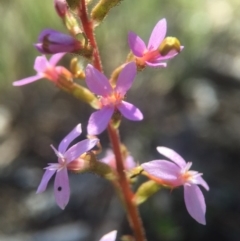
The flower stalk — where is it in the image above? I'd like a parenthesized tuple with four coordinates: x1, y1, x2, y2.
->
(107, 123, 146, 241)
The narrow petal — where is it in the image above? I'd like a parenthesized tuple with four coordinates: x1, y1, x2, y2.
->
(155, 47, 183, 61)
(195, 175, 209, 191)
(156, 146, 186, 168)
(65, 138, 99, 162)
(125, 155, 136, 170)
(87, 107, 114, 135)
(141, 160, 179, 181)
(99, 230, 117, 241)
(58, 124, 82, 154)
(145, 61, 167, 68)
(118, 101, 143, 121)
(36, 169, 56, 193)
(50, 145, 64, 160)
(54, 168, 70, 209)
(148, 18, 167, 50)
(13, 75, 42, 86)
(85, 64, 112, 96)
(115, 62, 136, 95)
(184, 184, 206, 225)
(34, 55, 49, 72)
(128, 31, 146, 57)
(49, 53, 66, 66)
(35, 43, 76, 54)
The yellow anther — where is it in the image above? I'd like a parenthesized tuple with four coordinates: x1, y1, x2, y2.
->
(159, 37, 181, 56)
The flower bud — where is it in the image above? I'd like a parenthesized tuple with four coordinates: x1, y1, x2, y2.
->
(66, 0, 80, 11)
(91, 0, 123, 27)
(54, 0, 68, 17)
(35, 29, 82, 54)
(158, 37, 181, 56)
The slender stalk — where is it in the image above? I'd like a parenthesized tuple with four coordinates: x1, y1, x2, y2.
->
(77, 2, 146, 240)
(78, 0, 102, 71)
(108, 124, 146, 241)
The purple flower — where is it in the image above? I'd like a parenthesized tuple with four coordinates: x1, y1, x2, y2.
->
(141, 147, 209, 225)
(128, 18, 183, 68)
(86, 62, 143, 135)
(101, 149, 136, 170)
(99, 230, 117, 241)
(36, 124, 98, 209)
(35, 29, 82, 54)
(13, 53, 71, 86)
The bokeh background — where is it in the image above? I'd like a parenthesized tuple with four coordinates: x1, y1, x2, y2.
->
(1, 0, 240, 240)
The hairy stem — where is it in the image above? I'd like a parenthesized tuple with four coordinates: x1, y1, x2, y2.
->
(78, 1, 146, 239)
(78, 0, 102, 71)
(108, 124, 146, 241)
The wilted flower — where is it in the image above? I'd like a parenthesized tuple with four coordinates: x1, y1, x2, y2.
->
(86, 62, 143, 135)
(54, 0, 68, 17)
(35, 29, 82, 54)
(128, 18, 183, 68)
(101, 149, 136, 170)
(141, 146, 209, 224)
(13, 53, 71, 86)
(37, 124, 98, 209)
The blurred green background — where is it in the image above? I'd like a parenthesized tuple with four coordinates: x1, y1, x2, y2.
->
(0, 0, 240, 240)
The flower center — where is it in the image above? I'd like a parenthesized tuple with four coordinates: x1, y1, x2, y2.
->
(99, 91, 123, 108)
(180, 162, 201, 184)
(44, 66, 59, 82)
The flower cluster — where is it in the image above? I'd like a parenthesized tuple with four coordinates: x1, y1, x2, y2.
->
(13, 1, 210, 240)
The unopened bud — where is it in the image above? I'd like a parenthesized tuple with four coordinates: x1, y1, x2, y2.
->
(66, 0, 80, 11)
(91, 0, 123, 27)
(158, 37, 181, 56)
(70, 58, 85, 79)
(54, 0, 68, 17)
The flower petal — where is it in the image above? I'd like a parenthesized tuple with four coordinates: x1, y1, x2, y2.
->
(118, 101, 143, 121)
(13, 75, 43, 86)
(115, 62, 136, 95)
(128, 31, 146, 57)
(148, 18, 167, 50)
(156, 146, 186, 168)
(85, 64, 112, 96)
(49, 53, 66, 66)
(184, 184, 206, 225)
(87, 107, 114, 135)
(141, 160, 179, 181)
(65, 138, 99, 162)
(36, 169, 56, 193)
(125, 155, 136, 170)
(195, 175, 209, 191)
(34, 55, 49, 72)
(58, 124, 82, 154)
(155, 47, 183, 62)
(99, 230, 117, 241)
(54, 168, 70, 209)
(145, 61, 167, 68)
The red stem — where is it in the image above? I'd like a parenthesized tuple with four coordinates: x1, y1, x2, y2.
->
(77, 1, 146, 240)
(108, 124, 146, 241)
(78, 0, 102, 71)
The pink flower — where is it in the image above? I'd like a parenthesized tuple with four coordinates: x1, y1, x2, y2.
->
(35, 29, 82, 54)
(128, 18, 183, 68)
(99, 230, 117, 241)
(141, 146, 209, 225)
(86, 62, 143, 135)
(13, 53, 70, 86)
(36, 124, 98, 209)
(101, 149, 136, 170)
